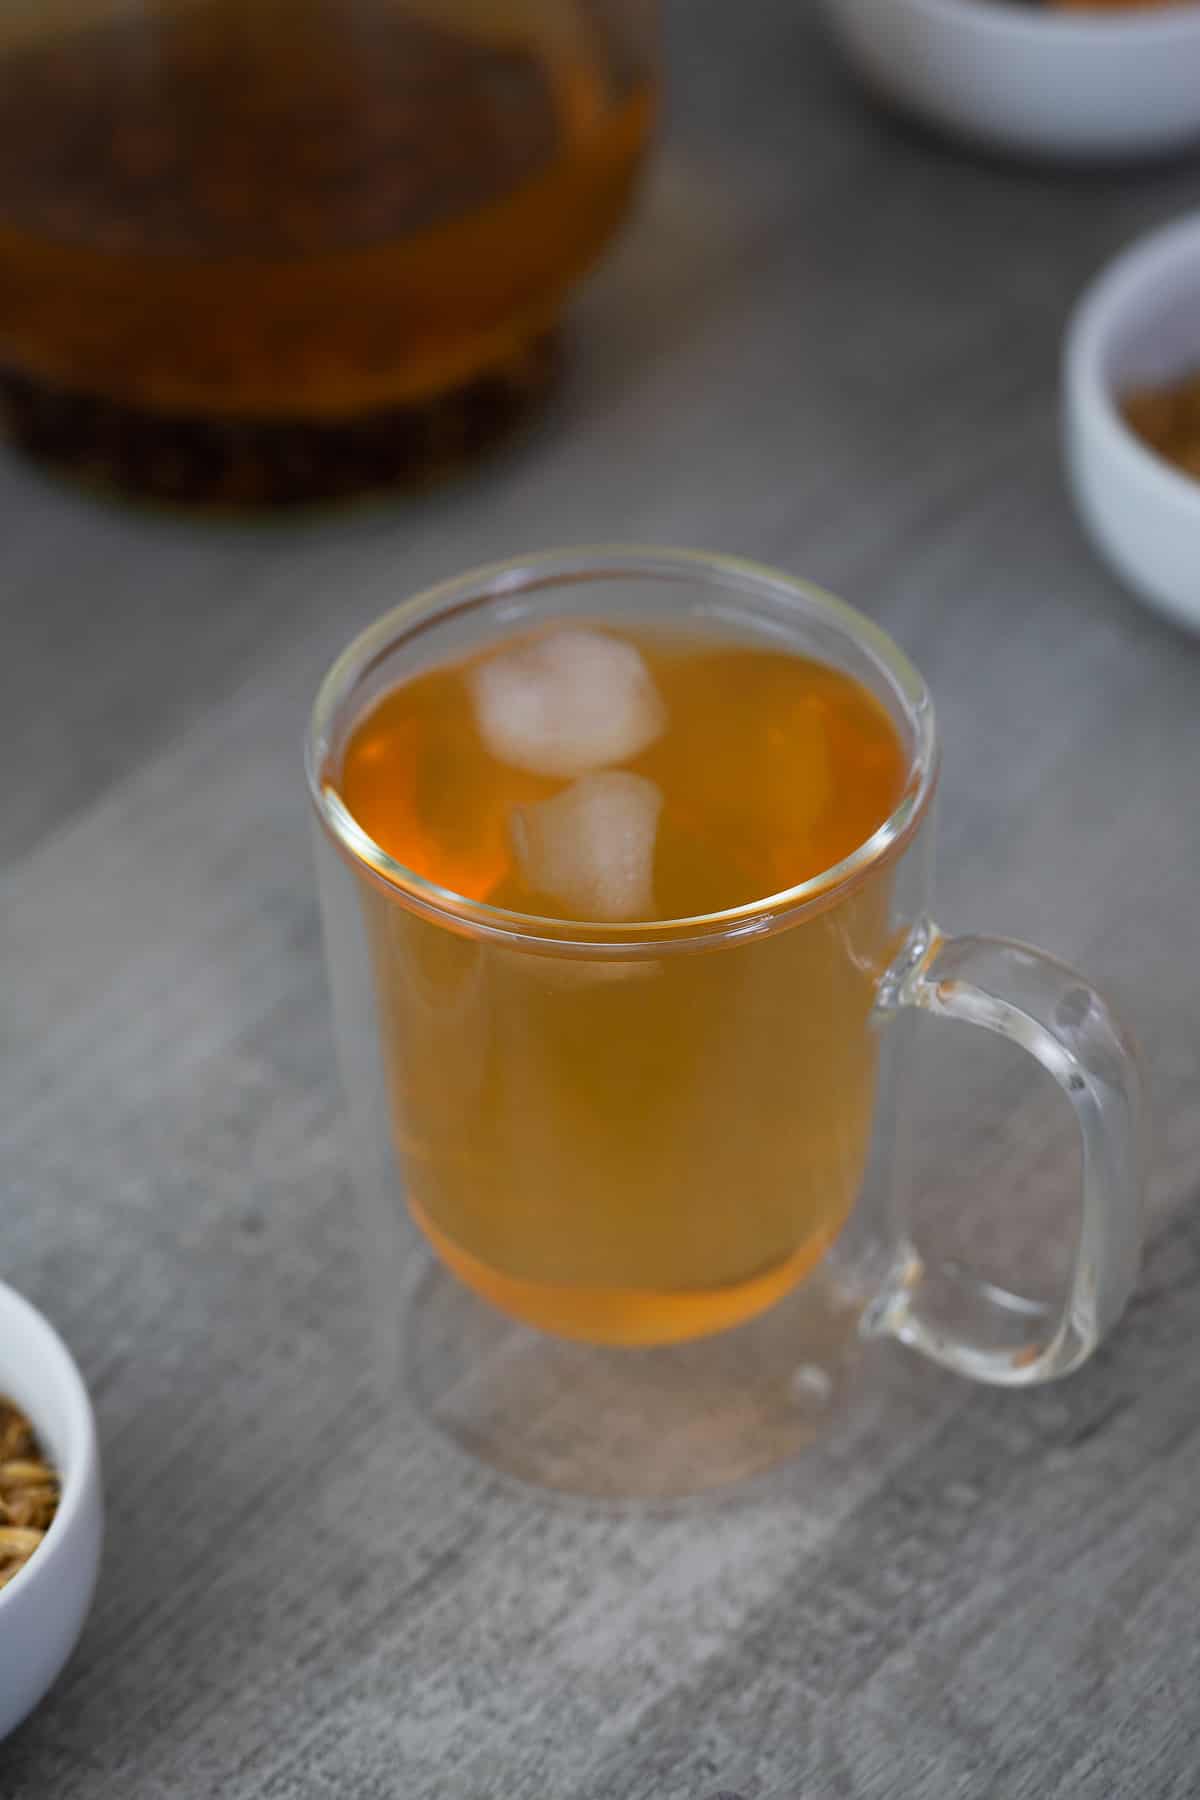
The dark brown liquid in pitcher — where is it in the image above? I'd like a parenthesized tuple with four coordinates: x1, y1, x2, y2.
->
(0, 2, 654, 504)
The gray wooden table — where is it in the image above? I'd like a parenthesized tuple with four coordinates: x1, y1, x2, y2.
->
(5, 5, 1200, 1795)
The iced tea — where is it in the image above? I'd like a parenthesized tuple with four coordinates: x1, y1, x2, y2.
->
(334, 623, 907, 1345)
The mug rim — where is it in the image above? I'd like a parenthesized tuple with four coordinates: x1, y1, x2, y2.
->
(306, 546, 939, 954)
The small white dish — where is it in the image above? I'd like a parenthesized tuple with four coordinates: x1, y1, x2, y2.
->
(0, 1279, 102, 1742)
(821, 0, 1200, 163)
(1064, 209, 1200, 634)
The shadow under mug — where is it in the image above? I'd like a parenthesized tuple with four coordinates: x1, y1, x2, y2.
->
(307, 548, 1143, 1499)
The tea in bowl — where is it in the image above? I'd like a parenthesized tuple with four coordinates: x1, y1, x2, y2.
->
(1065, 209, 1200, 634)
(0, 1279, 102, 1741)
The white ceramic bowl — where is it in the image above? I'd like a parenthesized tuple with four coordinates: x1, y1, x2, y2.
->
(0, 1280, 102, 1742)
(1065, 210, 1200, 634)
(821, 0, 1200, 163)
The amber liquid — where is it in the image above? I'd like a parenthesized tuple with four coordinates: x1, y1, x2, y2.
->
(0, 1, 654, 501)
(337, 626, 908, 1345)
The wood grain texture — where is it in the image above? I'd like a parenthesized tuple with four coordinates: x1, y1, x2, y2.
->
(4, 3, 1200, 1794)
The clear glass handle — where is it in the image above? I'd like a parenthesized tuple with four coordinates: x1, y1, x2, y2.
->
(869, 925, 1144, 1385)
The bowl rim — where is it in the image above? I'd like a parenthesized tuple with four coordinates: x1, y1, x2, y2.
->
(0, 1280, 98, 1618)
(1066, 207, 1200, 516)
(893, 0, 1200, 43)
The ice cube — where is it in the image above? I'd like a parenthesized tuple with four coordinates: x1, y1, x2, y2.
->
(468, 628, 666, 779)
(512, 771, 663, 922)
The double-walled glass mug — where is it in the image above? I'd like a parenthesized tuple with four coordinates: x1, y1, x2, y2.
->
(308, 549, 1143, 1499)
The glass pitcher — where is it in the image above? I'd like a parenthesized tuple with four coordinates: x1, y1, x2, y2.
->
(0, 2, 658, 505)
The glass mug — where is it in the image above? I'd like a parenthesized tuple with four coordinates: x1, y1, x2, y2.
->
(308, 549, 1143, 1498)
